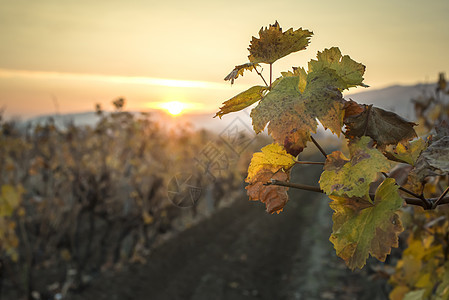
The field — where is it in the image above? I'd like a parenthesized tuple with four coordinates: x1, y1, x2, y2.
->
(0, 101, 274, 299)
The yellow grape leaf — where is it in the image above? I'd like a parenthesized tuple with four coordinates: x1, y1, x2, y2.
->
(344, 104, 417, 148)
(224, 63, 261, 84)
(0, 184, 24, 217)
(142, 211, 154, 225)
(248, 21, 313, 64)
(319, 136, 391, 198)
(308, 47, 368, 90)
(246, 143, 296, 182)
(246, 169, 290, 214)
(329, 178, 404, 270)
(390, 286, 411, 300)
(215, 85, 268, 118)
(385, 139, 427, 166)
(415, 273, 432, 289)
(245, 143, 295, 214)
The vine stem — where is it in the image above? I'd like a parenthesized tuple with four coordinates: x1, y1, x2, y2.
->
(266, 180, 449, 209)
(294, 160, 325, 165)
(269, 63, 273, 89)
(254, 65, 268, 87)
(382, 172, 432, 209)
(432, 185, 449, 209)
(267, 180, 322, 193)
(310, 136, 327, 158)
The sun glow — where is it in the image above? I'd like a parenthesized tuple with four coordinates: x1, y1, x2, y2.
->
(159, 101, 186, 116)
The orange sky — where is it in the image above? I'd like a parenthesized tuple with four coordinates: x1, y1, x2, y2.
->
(1, 0, 448, 118)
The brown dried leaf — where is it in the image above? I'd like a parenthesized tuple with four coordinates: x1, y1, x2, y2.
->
(246, 169, 289, 214)
(344, 104, 417, 148)
(224, 63, 261, 84)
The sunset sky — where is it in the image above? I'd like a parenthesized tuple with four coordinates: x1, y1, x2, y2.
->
(1, 0, 448, 118)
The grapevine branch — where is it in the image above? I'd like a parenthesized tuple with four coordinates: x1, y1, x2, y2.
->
(266, 180, 449, 209)
(294, 160, 325, 165)
(254, 66, 268, 87)
(269, 63, 273, 89)
(310, 136, 327, 158)
(432, 185, 449, 209)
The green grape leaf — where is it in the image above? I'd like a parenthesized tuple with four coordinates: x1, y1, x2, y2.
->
(248, 21, 313, 64)
(403, 290, 426, 300)
(329, 178, 404, 270)
(246, 169, 290, 214)
(344, 104, 417, 148)
(245, 143, 296, 214)
(251, 76, 316, 156)
(308, 47, 368, 90)
(250, 47, 366, 156)
(246, 143, 296, 182)
(385, 139, 427, 166)
(250, 73, 341, 155)
(281, 67, 308, 93)
(319, 136, 391, 198)
(215, 85, 268, 118)
(224, 63, 261, 84)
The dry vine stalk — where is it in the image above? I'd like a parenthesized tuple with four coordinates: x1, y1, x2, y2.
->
(216, 21, 449, 291)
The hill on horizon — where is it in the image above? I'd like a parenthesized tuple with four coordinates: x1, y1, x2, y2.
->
(19, 82, 435, 134)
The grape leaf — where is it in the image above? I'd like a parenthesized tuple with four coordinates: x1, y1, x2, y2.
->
(0, 184, 24, 217)
(245, 143, 296, 214)
(224, 63, 261, 84)
(319, 136, 391, 198)
(385, 139, 427, 166)
(251, 76, 317, 156)
(419, 137, 449, 174)
(329, 178, 404, 270)
(215, 85, 268, 118)
(281, 67, 307, 93)
(344, 104, 417, 148)
(246, 143, 296, 181)
(308, 47, 368, 90)
(250, 48, 366, 156)
(246, 169, 290, 214)
(403, 290, 426, 300)
(413, 123, 449, 180)
(248, 21, 313, 64)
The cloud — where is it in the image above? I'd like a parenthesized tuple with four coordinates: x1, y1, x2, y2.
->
(0, 68, 229, 90)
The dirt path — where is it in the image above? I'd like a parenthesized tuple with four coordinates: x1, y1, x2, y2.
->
(69, 165, 390, 300)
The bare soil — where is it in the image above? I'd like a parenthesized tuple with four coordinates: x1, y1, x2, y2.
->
(69, 164, 390, 300)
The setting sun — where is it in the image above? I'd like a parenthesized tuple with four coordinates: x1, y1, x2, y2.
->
(159, 101, 186, 116)
(146, 100, 203, 116)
